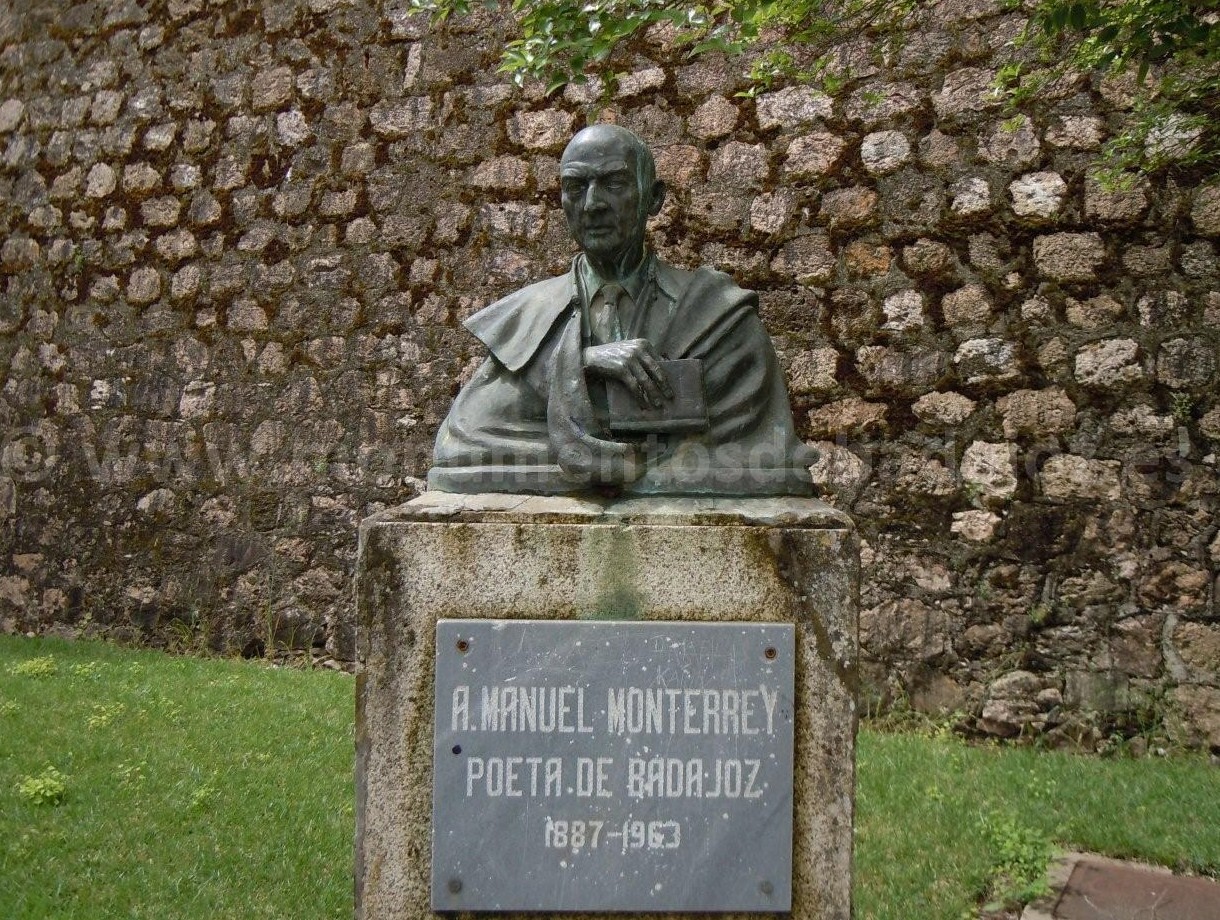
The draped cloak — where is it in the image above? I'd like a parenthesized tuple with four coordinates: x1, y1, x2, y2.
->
(428, 258, 814, 495)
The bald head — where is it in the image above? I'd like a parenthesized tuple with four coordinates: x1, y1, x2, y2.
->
(562, 125, 658, 199)
(559, 125, 666, 277)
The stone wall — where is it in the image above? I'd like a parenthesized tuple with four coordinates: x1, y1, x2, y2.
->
(1, 0, 1217, 748)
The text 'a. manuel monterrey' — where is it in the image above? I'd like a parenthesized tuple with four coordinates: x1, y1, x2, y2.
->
(449, 684, 781, 736)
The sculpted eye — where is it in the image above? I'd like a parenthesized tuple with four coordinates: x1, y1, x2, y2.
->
(561, 179, 586, 196)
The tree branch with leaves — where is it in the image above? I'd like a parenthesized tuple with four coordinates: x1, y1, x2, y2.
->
(409, 0, 1220, 181)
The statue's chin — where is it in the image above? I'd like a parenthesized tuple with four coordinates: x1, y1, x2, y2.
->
(581, 239, 644, 275)
(580, 240, 623, 261)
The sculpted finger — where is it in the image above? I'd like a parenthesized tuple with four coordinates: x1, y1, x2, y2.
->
(628, 362, 664, 407)
(639, 351, 673, 399)
(622, 340, 671, 401)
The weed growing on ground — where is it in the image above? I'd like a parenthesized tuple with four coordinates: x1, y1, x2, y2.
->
(69, 661, 101, 679)
(116, 761, 146, 786)
(979, 812, 1055, 910)
(189, 778, 220, 810)
(8, 655, 57, 678)
(16, 766, 68, 806)
(87, 702, 125, 729)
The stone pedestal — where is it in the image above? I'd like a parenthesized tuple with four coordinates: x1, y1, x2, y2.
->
(356, 492, 858, 920)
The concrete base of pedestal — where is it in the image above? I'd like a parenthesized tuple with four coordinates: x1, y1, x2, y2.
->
(355, 492, 858, 920)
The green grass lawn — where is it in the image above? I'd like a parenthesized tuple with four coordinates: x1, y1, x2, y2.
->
(2, 636, 1217, 919)
(0, 636, 354, 920)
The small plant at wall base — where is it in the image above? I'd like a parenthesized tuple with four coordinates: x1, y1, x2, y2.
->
(409, 0, 1219, 182)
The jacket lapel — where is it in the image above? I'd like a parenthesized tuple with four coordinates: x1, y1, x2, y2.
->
(463, 269, 579, 372)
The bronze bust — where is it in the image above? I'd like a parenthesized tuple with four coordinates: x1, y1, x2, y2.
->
(429, 124, 814, 496)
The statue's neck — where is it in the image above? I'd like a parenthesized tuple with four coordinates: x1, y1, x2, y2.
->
(585, 244, 646, 284)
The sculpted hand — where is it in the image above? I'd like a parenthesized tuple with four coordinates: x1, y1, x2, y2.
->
(583, 339, 674, 408)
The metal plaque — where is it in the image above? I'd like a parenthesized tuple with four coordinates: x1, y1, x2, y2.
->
(431, 619, 795, 913)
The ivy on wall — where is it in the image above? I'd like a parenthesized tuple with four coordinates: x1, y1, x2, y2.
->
(1015, 0, 1218, 181)
(409, 0, 1219, 181)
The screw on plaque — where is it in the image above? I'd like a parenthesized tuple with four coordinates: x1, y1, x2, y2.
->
(448, 878, 463, 894)
(764, 646, 777, 660)
(759, 880, 774, 896)
(456, 638, 470, 653)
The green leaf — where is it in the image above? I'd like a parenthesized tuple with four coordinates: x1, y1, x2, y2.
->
(1068, 2, 1086, 31)
(1050, 4, 1069, 33)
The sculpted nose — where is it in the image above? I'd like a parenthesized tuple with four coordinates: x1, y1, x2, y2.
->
(583, 182, 606, 211)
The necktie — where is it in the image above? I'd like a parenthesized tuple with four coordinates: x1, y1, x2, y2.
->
(589, 282, 625, 344)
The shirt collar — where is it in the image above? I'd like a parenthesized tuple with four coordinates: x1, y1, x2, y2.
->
(578, 250, 653, 304)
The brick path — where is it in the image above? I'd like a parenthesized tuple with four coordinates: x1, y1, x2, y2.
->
(1023, 854, 1220, 920)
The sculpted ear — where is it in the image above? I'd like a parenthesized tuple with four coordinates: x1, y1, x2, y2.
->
(647, 180, 667, 217)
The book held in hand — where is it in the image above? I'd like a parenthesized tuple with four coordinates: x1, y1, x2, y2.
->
(604, 358, 709, 435)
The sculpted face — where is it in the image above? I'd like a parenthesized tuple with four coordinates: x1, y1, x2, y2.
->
(560, 126, 664, 275)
